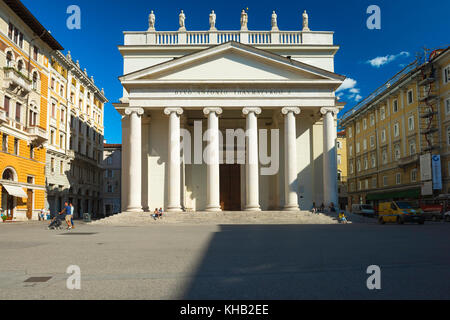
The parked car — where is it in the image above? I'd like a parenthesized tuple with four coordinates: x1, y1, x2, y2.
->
(351, 204, 376, 217)
(378, 201, 425, 225)
(419, 201, 444, 221)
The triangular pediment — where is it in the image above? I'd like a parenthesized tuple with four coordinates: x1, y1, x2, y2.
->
(120, 41, 344, 84)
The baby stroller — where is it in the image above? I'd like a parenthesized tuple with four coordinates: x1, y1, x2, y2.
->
(48, 215, 64, 230)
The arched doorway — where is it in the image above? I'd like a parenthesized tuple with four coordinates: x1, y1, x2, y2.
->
(2, 168, 16, 220)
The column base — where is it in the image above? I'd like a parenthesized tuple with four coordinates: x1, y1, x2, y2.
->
(283, 205, 300, 212)
(245, 206, 261, 212)
(126, 207, 143, 213)
(166, 207, 183, 212)
(205, 206, 222, 212)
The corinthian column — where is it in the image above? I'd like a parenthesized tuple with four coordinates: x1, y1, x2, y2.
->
(124, 107, 144, 212)
(164, 108, 184, 212)
(320, 107, 339, 207)
(204, 108, 222, 212)
(282, 107, 301, 211)
(243, 107, 262, 211)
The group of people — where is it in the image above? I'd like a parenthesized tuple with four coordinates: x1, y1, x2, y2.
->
(152, 208, 164, 220)
(311, 202, 348, 224)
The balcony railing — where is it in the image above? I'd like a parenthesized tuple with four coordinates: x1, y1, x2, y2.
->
(125, 29, 333, 46)
(3, 67, 32, 96)
(27, 125, 48, 146)
(398, 154, 419, 167)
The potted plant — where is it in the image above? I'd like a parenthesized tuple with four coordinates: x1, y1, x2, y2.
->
(1, 215, 7, 223)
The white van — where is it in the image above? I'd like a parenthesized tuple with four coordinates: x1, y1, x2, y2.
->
(351, 204, 375, 217)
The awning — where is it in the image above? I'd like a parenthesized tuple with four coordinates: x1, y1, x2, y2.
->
(366, 188, 420, 201)
(2, 185, 28, 198)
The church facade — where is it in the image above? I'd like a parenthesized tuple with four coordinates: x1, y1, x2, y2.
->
(115, 10, 345, 212)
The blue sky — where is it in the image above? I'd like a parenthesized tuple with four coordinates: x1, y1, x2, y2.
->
(22, 0, 450, 143)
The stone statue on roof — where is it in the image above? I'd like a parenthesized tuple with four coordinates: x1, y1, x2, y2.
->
(240, 10, 248, 30)
(179, 10, 186, 30)
(209, 10, 216, 30)
(148, 10, 155, 30)
(302, 10, 310, 31)
(271, 11, 278, 30)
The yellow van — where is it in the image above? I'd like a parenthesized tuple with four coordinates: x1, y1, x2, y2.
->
(378, 201, 425, 225)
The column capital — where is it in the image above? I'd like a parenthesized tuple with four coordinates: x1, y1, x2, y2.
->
(124, 107, 144, 116)
(320, 107, 339, 117)
(203, 107, 223, 116)
(164, 107, 184, 116)
(242, 107, 262, 116)
(281, 107, 301, 115)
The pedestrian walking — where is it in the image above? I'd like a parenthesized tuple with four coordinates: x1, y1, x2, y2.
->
(70, 203, 75, 229)
(158, 208, 164, 219)
(59, 202, 72, 230)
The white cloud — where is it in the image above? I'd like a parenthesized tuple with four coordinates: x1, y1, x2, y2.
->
(337, 78, 363, 102)
(367, 51, 410, 68)
(337, 78, 357, 92)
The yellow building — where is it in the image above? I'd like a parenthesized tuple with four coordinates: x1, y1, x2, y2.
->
(340, 47, 450, 207)
(337, 130, 347, 209)
(0, 0, 63, 220)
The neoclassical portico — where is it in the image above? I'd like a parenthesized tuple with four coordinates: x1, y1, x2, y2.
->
(116, 12, 345, 213)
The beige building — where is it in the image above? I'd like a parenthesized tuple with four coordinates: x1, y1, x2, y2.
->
(102, 143, 121, 216)
(340, 47, 450, 207)
(337, 130, 347, 209)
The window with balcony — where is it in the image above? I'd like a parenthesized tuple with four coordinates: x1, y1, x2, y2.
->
(17, 59, 24, 73)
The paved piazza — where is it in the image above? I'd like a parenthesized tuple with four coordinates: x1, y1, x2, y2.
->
(1, 216, 450, 300)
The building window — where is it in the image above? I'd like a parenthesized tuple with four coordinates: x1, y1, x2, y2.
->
(50, 130, 55, 145)
(408, 115, 414, 131)
(33, 46, 39, 61)
(337, 154, 341, 165)
(349, 145, 353, 156)
(51, 158, 55, 173)
(393, 99, 398, 113)
(30, 145, 34, 159)
(13, 138, 19, 155)
(365, 179, 369, 190)
(382, 150, 388, 164)
(60, 161, 64, 175)
(364, 157, 368, 170)
(363, 118, 367, 130)
(2, 134, 8, 152)
(411, 169, 417, 182)
(356, 122, 360, 134)
(371, 154, 376, 168)
(444, 65, 450, 85)
(383, 176, 388, 186)
(60, 85, 64, 97)
(61, 107, 65, 123)
(447, 127, 450, 145)
(32, 72, 38, 90)
(381, 129, 386, 143)
(446, 98, 450, 115)
(60, 134, 64, 149)
(4, 96, 10, 118)
(410, 141, 416, 155)
(396, 173, 401, 185)
(336, 141, 341, 149)
(394, 122, 400, 137)
(372, 177, 377, 188)
(51, 78, 55, 90)
(51, 102, 56, 118)
(6, 51, 13, 68)
(348, 127, 352, 138)
(350, 162, 354, 174)
(363, 139, 367, 150)
(356, 142, 360, 153)
(370, 135, 375, 148)
(407, 89, 414, 104)
(15, 103, 21, 123)
(370, 114, 375, 126)
(357, 160, 361, 172)
(394, 145, 401, 160)
(380, 107, 386, 120)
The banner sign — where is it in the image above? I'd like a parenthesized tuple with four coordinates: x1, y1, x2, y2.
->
(432, 154, 442, 190)
(420, 153, 432, 181)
